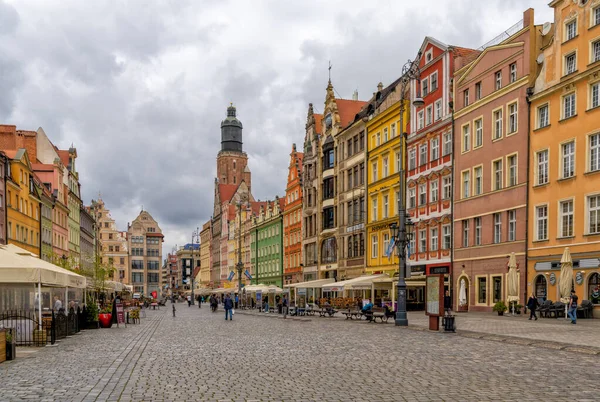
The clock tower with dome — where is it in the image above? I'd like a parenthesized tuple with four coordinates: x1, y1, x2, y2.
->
(216, 104, 251, 190)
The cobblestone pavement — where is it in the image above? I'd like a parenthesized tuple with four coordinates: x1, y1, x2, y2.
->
(1, 304, 599, 402)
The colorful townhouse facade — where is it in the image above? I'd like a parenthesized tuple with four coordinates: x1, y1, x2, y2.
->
(200, 220, 212, 286)
(0, 151, 6, 245)
(127, 210, 163, 296)
(452, 9, 540, 312)
(92, 197, 129, 283)
(283, 144, 304, 285)
(251, 198, 284, 287)
(527, 0, 600, 315)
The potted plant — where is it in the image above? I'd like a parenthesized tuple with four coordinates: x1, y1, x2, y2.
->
(86, 302, 99, 329)
(98, 306, 113, 329)
(493, 301, 508, 316)
(515, 303, 523, 315)
(5, 329, 16, 361)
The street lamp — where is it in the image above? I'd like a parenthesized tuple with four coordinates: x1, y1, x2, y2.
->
(191, 227, 199, 305)
(394, 51, 422, 327)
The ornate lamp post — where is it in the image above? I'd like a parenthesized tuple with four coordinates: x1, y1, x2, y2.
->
(393, 52, 423, 327)
(191, 227, 199, 305)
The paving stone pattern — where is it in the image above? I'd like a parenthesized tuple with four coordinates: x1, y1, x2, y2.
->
(0, 305, 599, 401)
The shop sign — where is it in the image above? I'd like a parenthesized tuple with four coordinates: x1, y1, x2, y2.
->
(411, 265, 426, 275)
(429, 266, 449, 275)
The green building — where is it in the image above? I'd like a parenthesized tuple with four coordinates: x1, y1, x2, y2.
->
(251, 198, 284, 287)
(38, 181, 54, 263)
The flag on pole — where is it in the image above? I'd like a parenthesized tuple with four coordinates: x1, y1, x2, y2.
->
(385, 238, 396, 258)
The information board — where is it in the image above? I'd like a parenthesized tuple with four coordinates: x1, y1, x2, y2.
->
(116, 303, 125, 325)
(426, 275, 443, 316)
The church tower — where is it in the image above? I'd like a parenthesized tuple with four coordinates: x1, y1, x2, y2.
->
(216, 104, 251, 189)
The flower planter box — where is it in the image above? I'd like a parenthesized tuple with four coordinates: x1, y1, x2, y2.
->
(33, 329, 47, 347)
(98, 313, 113, 328)
(0, 330, 6, 364)
(6, 342, 16, 361)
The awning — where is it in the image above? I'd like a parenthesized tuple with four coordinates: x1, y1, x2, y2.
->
(322, 274, 387, 292)
(284, 278, 335, 289)
(0, 244, 86, 288)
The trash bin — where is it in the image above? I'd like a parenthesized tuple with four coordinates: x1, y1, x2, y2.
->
(442, 315, 456, 332)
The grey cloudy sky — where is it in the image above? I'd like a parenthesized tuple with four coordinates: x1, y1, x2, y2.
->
(0, 0, 553, 255)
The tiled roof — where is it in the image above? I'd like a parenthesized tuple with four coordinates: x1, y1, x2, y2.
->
(56, 150, 70, 167)
(3, 150, 18, 159)
(451, 46, 481, 64)
(146, 233, 164, 238)
(314, 114, 323, 134)
(218, 183, 239, 203)
(336, 99, 367, 128)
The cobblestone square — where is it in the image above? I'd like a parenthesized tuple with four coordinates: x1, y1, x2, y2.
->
(1, 305, 599, 401)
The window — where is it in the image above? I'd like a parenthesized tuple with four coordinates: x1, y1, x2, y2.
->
(493, 109, 503, 140)
(396, 152, 400, 173)
(475, 81, 482, 100)
(563, 93, 576, 119)
(593, 40, 600, 63)
(431, 138, 439, 161)
(493, 277, 502, 304)
(418, 111, 424, 129)
(474, 166, 483, 196)
(592, 82, 600, 109)
(409, 149, 416, 170)
(474, 217, 482, 246)
(422, 78, 429, 96)
(376, 133, 381, 146)
(419, 144, 428, 166)
(443, 133, 452, 156)
(474, 118, 483, 148)
(537, 150, 549, 185)
(408, 188, 416, 209)
(478, 277, 487, 304)
(391, 123, 396, 138)
(382, 233, 390, 257)
(561, 141, 575, 179)
(495, 71, 502, 90)
(462, 170, 470, 199)
(508, 209, 516, 241)
(588, 195, 600, 234)
(430, 180, 438, 202)
(372, 162, 378, 182)
(537, 104, 549, 128)
(536, 205, 548, 241)
(383, 195, 389, 218)
(430, 228, 438, 252)
(508, 154, 517, 186)
(443, 176, 451, 199)
(464, 89, 469, 107)
(382, 157, 388, 177)
(560, 200, 574, 238)
(591, 133, 600, 172)
(494, 213, 502, 243)
(371, 198, 378, 221)
(371, 235, 378, 258)
(509, 63, 517, 83)
(595, 6, 600, 27)
(565, 19, 577, 41)
(565, 53, 577, 75)
(442, 225, 451, 250)
(419, 230, 426, 253)
(462, 220, 469, 247)
(426, 106, 433, 125)
(431, 72, 438, 91)
(419, 184, 427, 205)
(426, 49, 433, 62)
(462, 124, 470, 152)
(493, 159, 503, 191)
(508, 103, 517, 134)
(434, 100, 442, 121)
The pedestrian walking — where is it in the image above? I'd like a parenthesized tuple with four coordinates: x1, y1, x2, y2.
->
(567, 290, 578, 324)
(282, 294, 288, 319)
(234, 294, 239, 309)
(443, 290, 452, 316)
(527, 293, 538, 320)
(197, 294, 202, 308)
(224, 293, 234, 320)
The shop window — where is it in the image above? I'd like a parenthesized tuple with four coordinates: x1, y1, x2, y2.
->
(589, 273, 600, 305)
(535, 275, 547, 302)
(477, 277, 487, 304)
(492, 276, 502, 303)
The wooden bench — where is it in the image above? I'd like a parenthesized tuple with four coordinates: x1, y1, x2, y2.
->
(341, 309, 363, 320)
(364, 307, 390, 323)
(317, 307, 337, 317)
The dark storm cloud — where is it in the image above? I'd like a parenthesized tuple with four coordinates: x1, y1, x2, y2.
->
(0, 0, 553, 251)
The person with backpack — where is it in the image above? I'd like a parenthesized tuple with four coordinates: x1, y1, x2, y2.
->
(224, 293, 234, 321)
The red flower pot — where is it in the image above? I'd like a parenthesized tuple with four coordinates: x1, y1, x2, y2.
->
(98, 313, 113, 328)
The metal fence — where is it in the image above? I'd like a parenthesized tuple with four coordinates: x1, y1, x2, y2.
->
(0, 308, 83, 346)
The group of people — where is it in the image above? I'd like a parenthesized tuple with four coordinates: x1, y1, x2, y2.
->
(527, 290, 579, 324)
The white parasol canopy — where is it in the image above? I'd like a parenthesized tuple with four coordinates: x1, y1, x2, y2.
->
(506, 252, 519, 303)
(459, 278, 467, 306)
(559, 247, 573, 303)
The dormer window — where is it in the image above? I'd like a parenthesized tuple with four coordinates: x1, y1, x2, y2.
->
(425, 49, 433, 63)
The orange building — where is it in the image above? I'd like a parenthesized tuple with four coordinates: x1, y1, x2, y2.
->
(283, 144, 303, 284)
(527, 0, 600, 316)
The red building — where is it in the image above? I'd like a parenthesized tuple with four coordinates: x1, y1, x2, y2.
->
(407, 38, 479, 298)
(283, 144, 304, 284)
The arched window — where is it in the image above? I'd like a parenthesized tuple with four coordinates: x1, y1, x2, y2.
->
(588, 273, 600, 305)
(535, 275, 547, 301)
(321, 237, 337, 264)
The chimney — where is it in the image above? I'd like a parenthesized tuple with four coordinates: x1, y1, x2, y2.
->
(523, 8, 534, 27)
(352, 90, 359, 101)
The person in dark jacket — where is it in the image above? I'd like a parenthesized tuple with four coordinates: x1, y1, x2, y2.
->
(224, 294, 234, 321)
(527, 293, 539, 320)
(443, 290, 452, 316)
(197, 294, 202, 308)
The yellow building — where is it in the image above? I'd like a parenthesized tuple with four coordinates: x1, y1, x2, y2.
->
(528, 0, 600, 316)
(366, 82, 409, 279)
(5, 149, 41, 256)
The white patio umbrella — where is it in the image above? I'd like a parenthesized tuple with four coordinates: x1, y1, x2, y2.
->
(507, 252, 519, 315)
(559, 247, 573, 319)
(459, 279, 467, 307)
